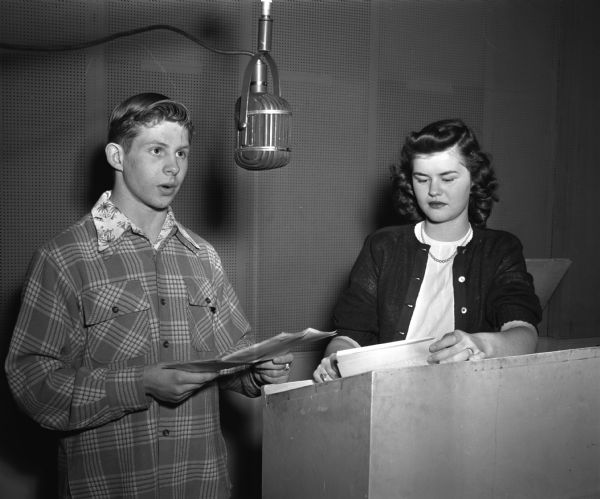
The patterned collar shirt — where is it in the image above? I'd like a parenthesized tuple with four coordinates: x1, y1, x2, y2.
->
(5, 191, 259, 498)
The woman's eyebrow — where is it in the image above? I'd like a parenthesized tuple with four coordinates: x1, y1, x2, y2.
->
(413, 170, 458, 176)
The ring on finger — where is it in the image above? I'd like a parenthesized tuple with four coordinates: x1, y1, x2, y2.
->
(320, 372, 328, 382)
(284, 363, 290, 370)
(465, 347, 474, 359)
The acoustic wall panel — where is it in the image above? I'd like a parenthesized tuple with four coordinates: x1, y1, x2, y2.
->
(551, 0, 600, 338)
(1, 3, 91, 495)
(377, 0, 487, 87)
(2, 33, 88, 331)
(0, 0, 566, 369)
(273, 0, 372, 79)
(0, 1, 577, 497)
(479, 0, 560, 258)
(241, 1, 373, 341)
(373, 1, 486, 228)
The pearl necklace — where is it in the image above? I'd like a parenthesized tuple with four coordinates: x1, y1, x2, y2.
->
(421, 223, 472, 264)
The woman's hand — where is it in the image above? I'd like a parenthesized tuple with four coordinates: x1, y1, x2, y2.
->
(427, 329, 486, 364)
(313, 353, 341, 383)
(428, 323, 537, 363)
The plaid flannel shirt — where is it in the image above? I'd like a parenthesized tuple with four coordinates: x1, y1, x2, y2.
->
(5, 192, 260, 498)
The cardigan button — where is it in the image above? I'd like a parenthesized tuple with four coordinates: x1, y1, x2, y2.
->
(461, 307, 468, 314)
(458, 276, 466, 283)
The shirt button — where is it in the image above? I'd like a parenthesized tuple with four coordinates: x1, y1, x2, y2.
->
(458, 276, 466, 283)
(461, 307, 468, 314)
(163, 340, 169, 348)
(112, 306, 119, 313)
(407, 303, 414, 308)
(160, 298, 167, 305)
(162, 429, 170, 437)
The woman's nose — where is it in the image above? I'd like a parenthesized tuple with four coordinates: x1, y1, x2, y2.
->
(428, 179, 441, 196)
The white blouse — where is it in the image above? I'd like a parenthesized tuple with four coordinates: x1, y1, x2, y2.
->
(406, 221, 473, 341)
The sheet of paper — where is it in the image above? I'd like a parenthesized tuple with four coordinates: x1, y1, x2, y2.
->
(336, 336, 435, 378)
(221, 328, 336, 363)
(162, 359, 246, 373)
(162, 328, 336, 372)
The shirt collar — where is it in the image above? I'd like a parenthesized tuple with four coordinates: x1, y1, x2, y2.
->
(91, 191, 200, 252)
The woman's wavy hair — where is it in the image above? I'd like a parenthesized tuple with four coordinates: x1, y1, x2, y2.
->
(107, 92, 194, 152)
(390, 118, 499, 228)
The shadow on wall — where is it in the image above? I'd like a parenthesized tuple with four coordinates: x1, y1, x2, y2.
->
(220, 392, 262, 499)
(85, 145, 114, 206)
(0, 144, 110, 499)
(197, 152, 231, 232)
(0, 290, 59, 499)
(373, 177, 406, 229)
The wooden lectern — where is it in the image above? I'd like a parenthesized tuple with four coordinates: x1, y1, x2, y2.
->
(262, 347, 600, 498)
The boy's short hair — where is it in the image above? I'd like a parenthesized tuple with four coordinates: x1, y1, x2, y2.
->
(108, 93, 194, 151)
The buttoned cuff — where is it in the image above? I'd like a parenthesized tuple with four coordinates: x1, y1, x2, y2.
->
(242, 369, 263, 397)
(105, 366, 149, 411)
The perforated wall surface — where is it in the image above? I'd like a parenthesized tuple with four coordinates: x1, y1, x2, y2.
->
(0, 0, 580, 496)
(1, 0, 562, 348)
(2, 2, 89, 327)
(244, 0, 373, 338)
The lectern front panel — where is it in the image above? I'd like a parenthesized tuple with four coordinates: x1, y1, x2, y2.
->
(263, 347, 600, 499)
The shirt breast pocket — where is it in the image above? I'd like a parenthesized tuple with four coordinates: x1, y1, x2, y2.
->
(81, 280, 150, 366)
(185, 277, 216, 353)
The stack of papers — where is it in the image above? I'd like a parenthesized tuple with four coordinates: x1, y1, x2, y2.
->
(336, 337, 435, 378)
(163, 328, 336, 373)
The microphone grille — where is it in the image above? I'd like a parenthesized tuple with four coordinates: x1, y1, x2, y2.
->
(235, 93, 292, 170)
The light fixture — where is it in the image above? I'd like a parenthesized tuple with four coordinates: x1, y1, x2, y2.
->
(234, 0, 292, 170)
(0, 0, 292, 171)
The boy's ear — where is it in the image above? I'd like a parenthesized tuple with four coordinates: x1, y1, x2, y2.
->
(105, 143, 125, 172)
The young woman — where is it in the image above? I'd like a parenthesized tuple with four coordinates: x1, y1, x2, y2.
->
(314, 119, 541, 382)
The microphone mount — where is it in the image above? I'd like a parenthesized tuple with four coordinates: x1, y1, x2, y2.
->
(234, 0, 292, 170)
(0, 0, 292, 171)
